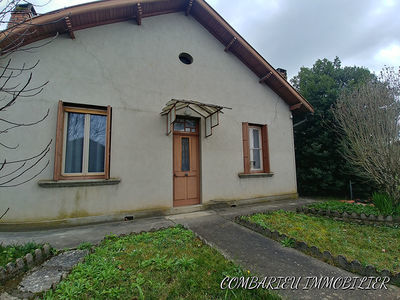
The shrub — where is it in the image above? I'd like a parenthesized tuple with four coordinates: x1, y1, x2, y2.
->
(372, 192, 394, 215)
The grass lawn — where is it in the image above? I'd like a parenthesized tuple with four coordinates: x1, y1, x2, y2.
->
(242, 211, 400, 274)
(0, 243, 41, 268)
(44, 226, 278, 300)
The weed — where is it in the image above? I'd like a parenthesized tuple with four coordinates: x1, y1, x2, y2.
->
(77, 242, 93, 250)
(0, 242, 42, 268)
(280, 237, 295, 248)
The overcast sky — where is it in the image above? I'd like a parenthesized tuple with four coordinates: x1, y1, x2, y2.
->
(30, 0, 400, 79)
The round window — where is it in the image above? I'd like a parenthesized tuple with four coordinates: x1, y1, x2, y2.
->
(179, 53, 193, 65)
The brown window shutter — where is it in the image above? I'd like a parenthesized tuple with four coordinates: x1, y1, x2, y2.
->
(242, 122, 250, 174)
(105, 105, 112, 179)
(53, 100, 64, 180)
(261, 124, 270, 173)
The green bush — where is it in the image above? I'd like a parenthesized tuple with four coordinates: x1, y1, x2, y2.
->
(372, 192, 395, 216)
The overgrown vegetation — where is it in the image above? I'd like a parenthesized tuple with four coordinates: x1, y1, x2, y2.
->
(44, 226, 278, 300)
(306, 200, 382, 216)
(292, 57, 377, 198)
(372, 193, 400, 216)
(332, 67, 400, 204)
(0, 242, 41, 268)
(242, 211, 400, 273)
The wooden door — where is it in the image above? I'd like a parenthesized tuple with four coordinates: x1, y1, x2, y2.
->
(173, 118, 200, 207)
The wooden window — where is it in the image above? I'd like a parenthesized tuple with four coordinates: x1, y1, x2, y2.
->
(242, 122, 270, 174)
(54, 101, 111, 180)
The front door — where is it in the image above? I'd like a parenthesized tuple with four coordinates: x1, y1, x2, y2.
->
(173, 118, 200, 207)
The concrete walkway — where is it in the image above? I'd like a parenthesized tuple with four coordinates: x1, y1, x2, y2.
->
(0, 198, 311, 249)
(1, 198, 399, 299)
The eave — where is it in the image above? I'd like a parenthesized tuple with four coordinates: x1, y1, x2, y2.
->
(0, 0, 314, 113)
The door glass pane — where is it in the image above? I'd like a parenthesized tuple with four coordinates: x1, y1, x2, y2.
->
(181, 138, 190, 171)
(253, 149, 261, 169)
(252, 129, 260, 148)
(65, 113, 85, 173)
(89, 114, 107, 173)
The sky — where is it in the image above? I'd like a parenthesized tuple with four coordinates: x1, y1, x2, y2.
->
(21, 0, 400, 79)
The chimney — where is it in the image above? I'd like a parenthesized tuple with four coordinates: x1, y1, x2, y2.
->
(7, 3, 37, 29)
(276, 68, 287, 80)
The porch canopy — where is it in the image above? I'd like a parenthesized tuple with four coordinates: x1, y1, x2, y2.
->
(161, 99, 231, 137)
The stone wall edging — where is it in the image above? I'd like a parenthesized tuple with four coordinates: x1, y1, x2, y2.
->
(297, 206, 400, 226)
(234, 215, 400, 287)
(0, 244, 52, 283)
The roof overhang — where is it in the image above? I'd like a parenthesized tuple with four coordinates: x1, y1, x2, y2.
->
(161, 99, 231, 137)
(0, 0, 314, 114)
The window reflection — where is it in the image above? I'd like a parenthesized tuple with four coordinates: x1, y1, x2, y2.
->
(65, 113, 84, 173)
(89, 115, 106, 172)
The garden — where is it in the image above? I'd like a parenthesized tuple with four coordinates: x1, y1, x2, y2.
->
(236, 193, 400, 287)
(308, 193, 400, 217)
(240, 210, 400, 274)
(1, 226, 279, 299)
(41, 226, 278, 299)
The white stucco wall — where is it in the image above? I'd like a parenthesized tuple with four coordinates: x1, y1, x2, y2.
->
(0, 12, 298, 223)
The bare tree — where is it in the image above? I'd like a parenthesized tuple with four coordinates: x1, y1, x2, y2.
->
(0, 1, 56, 219)
(332, 67, 400, 204)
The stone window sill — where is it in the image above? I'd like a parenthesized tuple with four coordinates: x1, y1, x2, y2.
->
(38, 178, 121, 188)
(238, 173, 274, 178)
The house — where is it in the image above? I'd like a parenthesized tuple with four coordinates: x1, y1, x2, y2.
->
(0, 0, 313, 226)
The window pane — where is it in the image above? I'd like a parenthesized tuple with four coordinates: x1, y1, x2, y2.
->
(186, 119, 196, 128)
(65, 113, 85, 173)
(174, 122, 185, 131)
(252, 129, 260, 148)
(181, 138, 190, 171)
(89, 114, 107, 173)
(252, 149, 261, 169)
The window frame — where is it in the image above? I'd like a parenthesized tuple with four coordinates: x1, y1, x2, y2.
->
(248, 125, 263, 172)
(242, 122, 270, 174)
(54, 101, 111, 181)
